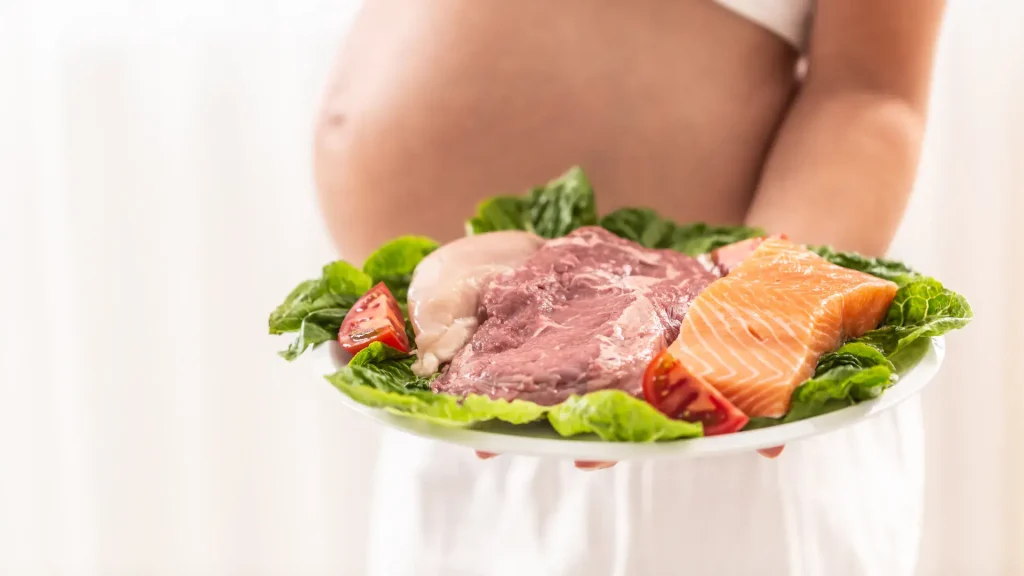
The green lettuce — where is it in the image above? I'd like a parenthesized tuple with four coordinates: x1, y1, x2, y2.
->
(745, 343, 895, 429)
(327, 345, 701, 440)
(327, 343, 548, 426)
(363, 236, 438, 301)
(842, 276, 973, 359)
(342, 342, 433, 394)
(669, 223, 767, 256)
(598, 208, 674, 247)
(547, 390, 703, 441)
(268, 264, 368, 361)
(809, 245, 918, 284)
(870, 277, 973, 351)
(268, 236, 437, 361)
(599, 207, 765, 255)
(466, 166, 597, 238)
(465, 197, 529, 235)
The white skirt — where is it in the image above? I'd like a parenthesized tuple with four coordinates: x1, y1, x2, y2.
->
(367, 398, 924, 576)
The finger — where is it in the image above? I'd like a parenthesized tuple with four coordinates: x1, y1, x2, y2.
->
(574, 460, 617, 471)
(758, 445, 785, 459)
(475, 451, 499, 460)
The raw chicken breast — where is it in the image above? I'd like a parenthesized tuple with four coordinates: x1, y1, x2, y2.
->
(408, 230, 544, 375)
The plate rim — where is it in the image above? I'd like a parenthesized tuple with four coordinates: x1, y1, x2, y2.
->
(314, 337, 945, 460)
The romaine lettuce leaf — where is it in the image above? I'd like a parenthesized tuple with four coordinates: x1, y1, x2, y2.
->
(466, 197, 530, 235)
(528, 166, 598, 238)
(885, 275, 973, 330)
(547, 390, 703, 441)
(746, 343, 896, 429)
(599, 207, 764, 255)
(348, 340, 415, 368)
(269, 267, 368, 335)
(268, 237, 438, 361)
(466, 166, 597, 238)
(599, 206, 916, 279)
(809, 245, 918, 284)
(341, 342, 433, 394)
(268, 264, 368, 360)
(327, 344, 547, 425)
(321, 261, 373, 296)
(328, 345, 701, 440)
(276, 303, 354, 362)
(858, 276, 973, 355)
(269, 279, 327, 334)
(667, 223, 766, 256)
(331, 378, 551, 426)
(597, 208, 667, 246)
(362, 236, 439, 301)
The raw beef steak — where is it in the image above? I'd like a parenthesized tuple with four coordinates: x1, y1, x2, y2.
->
(431, 227, 717, 405)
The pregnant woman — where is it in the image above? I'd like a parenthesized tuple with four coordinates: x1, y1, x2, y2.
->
(314, 1, 945, 574)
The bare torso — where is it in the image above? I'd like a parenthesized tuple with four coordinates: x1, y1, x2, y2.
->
(315, 0, 800, 259)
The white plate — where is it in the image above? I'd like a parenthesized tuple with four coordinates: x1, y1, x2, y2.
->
(313, 337, 945, 461)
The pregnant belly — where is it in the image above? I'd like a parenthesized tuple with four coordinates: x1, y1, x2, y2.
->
(315, 0, 799, 259)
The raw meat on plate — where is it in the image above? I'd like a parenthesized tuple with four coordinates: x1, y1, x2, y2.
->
(431, 227, 717, 405)
(668, 238, 898, 418)
(408, 230, 544, 376)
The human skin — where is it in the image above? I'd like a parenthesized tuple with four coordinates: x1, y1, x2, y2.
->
(313, 0, 946, 468)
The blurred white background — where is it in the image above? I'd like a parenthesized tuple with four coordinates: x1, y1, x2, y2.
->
(1, 1, 1022, 574)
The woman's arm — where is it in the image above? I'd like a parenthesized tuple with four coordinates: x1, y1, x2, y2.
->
(746, 0, 946, 257)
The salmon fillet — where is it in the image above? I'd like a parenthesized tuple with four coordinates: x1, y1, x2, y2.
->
(667, 239, 898, 418)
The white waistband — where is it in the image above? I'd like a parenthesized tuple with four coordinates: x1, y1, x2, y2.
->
(715, 0, 812, 48)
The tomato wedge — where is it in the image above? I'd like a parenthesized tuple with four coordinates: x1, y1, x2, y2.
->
(642, 350, 749, 436)
(711, 234, 787, 276)
(338, 282, 411, 354)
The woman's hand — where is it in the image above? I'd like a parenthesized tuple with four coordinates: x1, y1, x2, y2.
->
(475, 451, 617, 470)
(474, 445, 786, 469)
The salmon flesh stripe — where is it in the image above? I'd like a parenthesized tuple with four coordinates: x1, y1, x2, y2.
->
(667, 239, 898, 418)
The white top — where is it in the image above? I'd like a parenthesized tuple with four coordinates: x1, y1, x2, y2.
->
(715, 0, 814, 47)
(368, 401, 924, 576)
